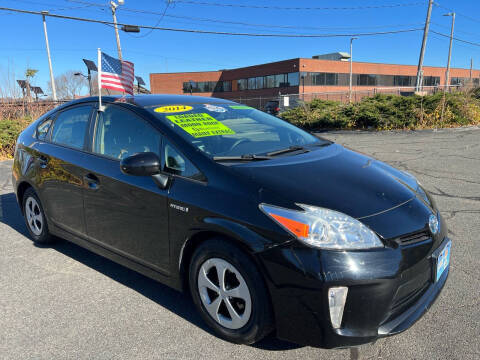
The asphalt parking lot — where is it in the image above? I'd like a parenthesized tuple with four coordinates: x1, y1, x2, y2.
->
(0, 127, 479, 360)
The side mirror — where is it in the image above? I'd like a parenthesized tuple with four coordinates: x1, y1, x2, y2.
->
(120, 152, 171, 189)
(120, 152, 160, 176)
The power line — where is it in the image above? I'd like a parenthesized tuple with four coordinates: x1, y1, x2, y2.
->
(65, 0, 425, 32)
(430, 30, 480, 48)
(130, 0, 171, 38)
(431, 22, 480, 39)
(1, 0, 96, 12)
(0, 6, 424, 38)
(429, 32, 480, 55)
(170, 0, 426, 11)
(433, 1, 480, 25)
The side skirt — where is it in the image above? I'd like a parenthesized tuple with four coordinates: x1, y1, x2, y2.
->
(50, 223, 183, 291)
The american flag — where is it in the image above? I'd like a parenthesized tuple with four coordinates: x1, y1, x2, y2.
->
(100, 52, 134, 95)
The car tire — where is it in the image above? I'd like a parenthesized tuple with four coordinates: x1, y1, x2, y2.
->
(22, 188, 54, 244)
(189, 238, 274, 345)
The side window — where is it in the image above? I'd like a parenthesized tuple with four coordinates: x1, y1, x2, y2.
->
(51, 106, 91, 149)
(94, 105, 161, 160)
(163, 140, 205, 181)
(36, 118, 52, 141)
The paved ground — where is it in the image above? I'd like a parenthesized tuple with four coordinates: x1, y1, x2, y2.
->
(0, 127, 479, 360)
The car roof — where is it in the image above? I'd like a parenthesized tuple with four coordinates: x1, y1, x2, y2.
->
(61, 94, 237, 109)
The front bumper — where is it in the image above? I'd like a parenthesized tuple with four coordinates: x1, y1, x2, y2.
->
(257, 236, 451, 348)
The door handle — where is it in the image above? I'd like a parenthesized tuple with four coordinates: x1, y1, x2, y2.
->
(83, 173, 100, 190)
(38, 156, 48, 169)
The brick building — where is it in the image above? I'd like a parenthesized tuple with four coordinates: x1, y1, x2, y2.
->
(149, 54, 480, 100)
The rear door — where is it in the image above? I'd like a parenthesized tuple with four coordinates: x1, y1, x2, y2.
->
(36, 104, 94, 236)
(82, 104, 170, 273)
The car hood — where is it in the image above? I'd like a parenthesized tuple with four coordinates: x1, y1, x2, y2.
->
(230, 144, 421, 219)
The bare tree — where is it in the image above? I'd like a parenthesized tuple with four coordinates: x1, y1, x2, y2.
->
(0, 61, 22, 101)
(49, 70, 88, 100)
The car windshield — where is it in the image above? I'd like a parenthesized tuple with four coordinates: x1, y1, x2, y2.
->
(148, 103, 323, 158)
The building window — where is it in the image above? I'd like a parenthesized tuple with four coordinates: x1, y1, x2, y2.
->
(274, 74, 285, 87)
(357, 74, 377, 86)
(182, 80, 232, 93)
(223, 81, 232, 92)
(423, 76, 440, 86)
(214, 81, 231, 92)
(255, 76, 264, 89)
(287, 72, 299, 87)
(337, 73, 349, 86)
(325, 73, 338, 86)
(228, 72, 446, 92)
(377, 75, 394, 87)
(237, 79, 248, 91)
(450, 77, 465, 86)
(264, 75, 275, 88)
(312, 72, 325, 86)
(394, 75, 415, 87)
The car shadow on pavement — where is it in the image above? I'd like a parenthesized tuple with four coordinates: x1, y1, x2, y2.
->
(0, 191, 303, 352)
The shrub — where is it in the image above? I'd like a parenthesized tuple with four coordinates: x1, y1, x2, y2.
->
(0, 118, 31, 159)
(280, 89, 480, 130)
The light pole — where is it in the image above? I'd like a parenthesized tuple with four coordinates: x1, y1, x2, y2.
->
(41, 11, 57, 101)
(349, 37, 358, 103)
(110, 0, 124, 60)
(443, 12, 455, 91)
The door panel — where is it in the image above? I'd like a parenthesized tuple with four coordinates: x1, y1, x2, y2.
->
(83, 105, 169, 273)
(35, 143, 89, 235)
(82, 154, 170, 273)
(34, 105, 93, 236)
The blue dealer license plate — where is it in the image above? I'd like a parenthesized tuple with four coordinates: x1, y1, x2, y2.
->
(435, 240, 451, 282)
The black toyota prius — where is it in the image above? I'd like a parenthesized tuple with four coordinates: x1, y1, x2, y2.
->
(12, 95, 451, 348)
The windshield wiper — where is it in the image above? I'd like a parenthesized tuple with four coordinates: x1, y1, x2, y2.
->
(213, 154, 272, 161)
(266, 145, 307, 157)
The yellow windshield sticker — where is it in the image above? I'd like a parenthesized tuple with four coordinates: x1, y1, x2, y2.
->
(166, 113, 236, 138)
(154, 105, 193, 113)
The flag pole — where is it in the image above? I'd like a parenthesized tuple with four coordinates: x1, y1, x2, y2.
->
(97, 48, 104, 111)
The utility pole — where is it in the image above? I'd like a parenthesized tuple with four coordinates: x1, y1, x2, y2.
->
(110, 0, 124, 60)
(443, 12, 455, 91)
(349, 37, 358, 103)
(415, 0, 434, 92)
(42, 11, 57, 101)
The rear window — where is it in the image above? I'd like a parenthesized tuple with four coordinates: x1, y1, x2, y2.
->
(148, 103, 321, 157)
(51, 106, 91, 150)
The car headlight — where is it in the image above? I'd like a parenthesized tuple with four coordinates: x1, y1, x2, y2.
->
(259, 203, 383, 250)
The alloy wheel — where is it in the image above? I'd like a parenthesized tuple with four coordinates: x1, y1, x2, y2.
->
(197, 258, 252, 330)
(25, 196, 43, 236)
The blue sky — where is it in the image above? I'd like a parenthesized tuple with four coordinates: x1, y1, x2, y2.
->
(1, 0, 480, 96)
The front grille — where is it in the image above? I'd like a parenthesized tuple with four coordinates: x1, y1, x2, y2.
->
(396, 230, 431, 246)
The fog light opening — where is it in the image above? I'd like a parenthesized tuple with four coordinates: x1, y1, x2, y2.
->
(328, 286, 348, 329)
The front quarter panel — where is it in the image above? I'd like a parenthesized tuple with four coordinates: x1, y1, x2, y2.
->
(167, 175, 293, 285)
